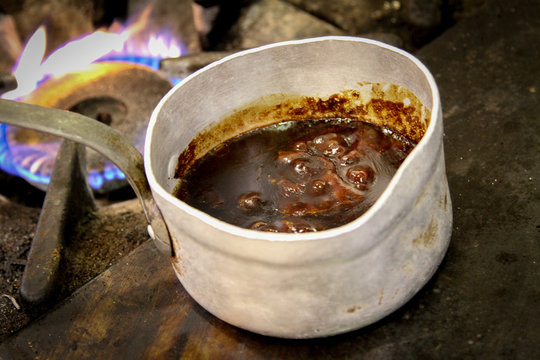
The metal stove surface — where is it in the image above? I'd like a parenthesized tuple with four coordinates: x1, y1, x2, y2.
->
(0, 167, 149, 341)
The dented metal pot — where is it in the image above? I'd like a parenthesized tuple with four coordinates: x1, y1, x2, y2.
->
(0, 37, 452, 338)
(147, 37, 452, 338)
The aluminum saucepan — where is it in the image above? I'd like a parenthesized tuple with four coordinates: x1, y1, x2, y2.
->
(0, 36, 452, 338)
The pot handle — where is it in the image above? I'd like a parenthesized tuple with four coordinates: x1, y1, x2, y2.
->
(0, 98, 173, 256)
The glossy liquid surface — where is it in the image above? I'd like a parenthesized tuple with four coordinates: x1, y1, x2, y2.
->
(175, 119, 415, 232)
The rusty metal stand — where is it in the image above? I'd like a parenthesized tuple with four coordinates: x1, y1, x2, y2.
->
(20, 140, 96, 305)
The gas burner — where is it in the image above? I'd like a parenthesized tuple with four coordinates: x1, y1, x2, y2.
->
(1, 61, 172, 193)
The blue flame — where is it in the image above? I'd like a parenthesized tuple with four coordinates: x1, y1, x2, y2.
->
(101, 55, 183, 85)
(0, 56, 183, 191)
(100, 55, 161, 70)
(0, 123, 52, 187)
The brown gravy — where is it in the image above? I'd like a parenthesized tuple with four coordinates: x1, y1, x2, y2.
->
(174, 118, 415, 233)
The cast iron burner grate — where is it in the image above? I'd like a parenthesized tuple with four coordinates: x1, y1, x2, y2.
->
(20, 140, 96, 304)
(0, 62, 173, 306)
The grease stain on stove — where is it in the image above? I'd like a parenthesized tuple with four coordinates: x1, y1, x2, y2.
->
(495, 252, 518, 264)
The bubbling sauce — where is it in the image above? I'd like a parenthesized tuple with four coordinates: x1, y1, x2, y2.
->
(175, 118, 416, 233)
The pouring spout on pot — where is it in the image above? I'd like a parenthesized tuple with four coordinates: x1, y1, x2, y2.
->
(0, 98, 173, 256)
